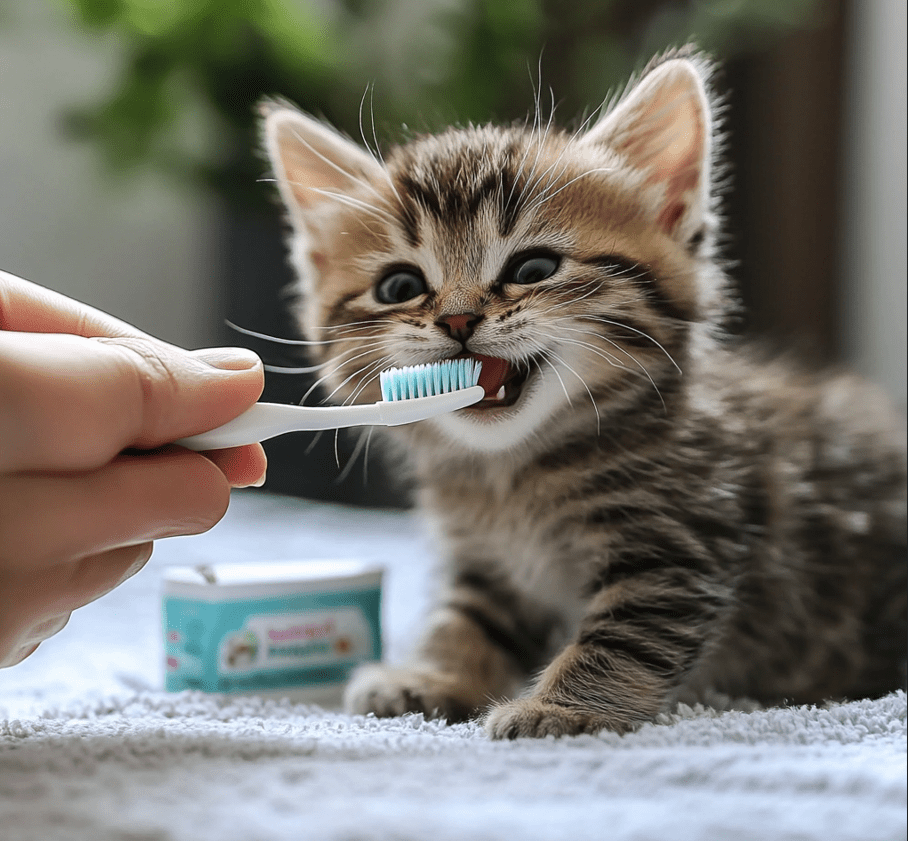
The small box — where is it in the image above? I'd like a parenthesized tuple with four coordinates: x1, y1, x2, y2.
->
(162, 560, 382, 703)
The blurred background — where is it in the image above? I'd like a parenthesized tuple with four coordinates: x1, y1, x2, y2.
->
(1, 0, 904, 506)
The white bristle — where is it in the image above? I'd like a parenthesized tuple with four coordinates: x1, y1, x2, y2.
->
(380, 359, 482, 402)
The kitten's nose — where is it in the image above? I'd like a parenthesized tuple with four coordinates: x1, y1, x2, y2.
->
(435, 312, 483, 344)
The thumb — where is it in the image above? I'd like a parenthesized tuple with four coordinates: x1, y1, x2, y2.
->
(95, 338, 266, 451)
(0, 331, 264, 472)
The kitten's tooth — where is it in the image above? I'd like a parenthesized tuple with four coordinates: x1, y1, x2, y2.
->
(496, 386, 506, 401)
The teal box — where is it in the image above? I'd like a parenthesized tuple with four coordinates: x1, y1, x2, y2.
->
(162, 560, 382, 702)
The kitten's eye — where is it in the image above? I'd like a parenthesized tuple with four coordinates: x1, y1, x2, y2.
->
(375, 269, 428, 304)
(507, 252, 560, 285)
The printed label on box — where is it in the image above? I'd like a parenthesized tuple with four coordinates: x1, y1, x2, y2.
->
(163, 585, 381, 695)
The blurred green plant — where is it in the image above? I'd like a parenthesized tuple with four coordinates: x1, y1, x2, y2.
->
(59, 0, 825, 210)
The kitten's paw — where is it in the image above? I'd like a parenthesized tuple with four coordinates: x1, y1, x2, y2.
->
(484, 699, 610, 740)
(343, 663, 478, 722)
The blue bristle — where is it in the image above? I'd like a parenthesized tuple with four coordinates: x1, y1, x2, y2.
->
(379, 359, 482, 402)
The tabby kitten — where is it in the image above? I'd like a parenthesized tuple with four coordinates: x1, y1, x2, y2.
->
(262, 50, 907, 738)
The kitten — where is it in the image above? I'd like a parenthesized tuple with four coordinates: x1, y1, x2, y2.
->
(261, 49, 907, 738)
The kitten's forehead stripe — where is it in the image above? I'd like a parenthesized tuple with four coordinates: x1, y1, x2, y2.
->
(395, 192, 422, 248)
(390, 129, 544, 246)
(397, 167, 508, 227)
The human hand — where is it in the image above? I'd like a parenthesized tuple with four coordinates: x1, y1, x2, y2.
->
(0, 270, 267, 666)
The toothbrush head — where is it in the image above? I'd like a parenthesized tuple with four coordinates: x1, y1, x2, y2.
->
(380, 359, 482, 402)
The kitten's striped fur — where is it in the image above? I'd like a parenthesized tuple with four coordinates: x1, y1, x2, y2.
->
(263, 49, 907, 738)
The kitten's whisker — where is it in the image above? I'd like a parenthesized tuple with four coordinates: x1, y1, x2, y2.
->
(539, 279, 609, 313)
(307, 188, 398, 226)
(287, 318, 390, 333)
(514, 143, 548, 209)
(531, 104, 607, 206)
(539, 328, 640, 375)
(285, 126, 388, 206)
(361, 424, 375, 485)
(299, 344, 391, 404)
(506, 54, 545, 216)
(319, 346, 396, 406)
(517, 101, 604, 215)
(263, 338, 382, 374)
(526, 153, 578, 212)
(225, 319, 370, 347)
(357, 81, 406, 211)
(335, 424, 373, 484)
(576, 314, 683, 374)
(538, 350, 573, 407)
(520, 156, 572, 214)
(594, 334, 667, 413)
(504, 144, 534, 220)
(540, 333, 649, 380)
(530, 52, 543, 134)
(369, 85, 407, 210)
(343, 357, 394, 406)
(304, 428, 325, 455)
(331, 359, 393, 473)
(539, 323, 668, 411)
(322, 320, 392, 333)
(520, 115, 601, 214)
(541, 345, 601, 433)
(517, 275, 603, 312)
(515, 101, 558, 208)
(306, 339, 390, 367)
(319, 358, 384, 406)
(525, 166, 614, 215)
(567, 100, 607, 145)
(358, 84, 380, 162)
(537, 329, 647, 389)
(540, 268, 663, 319)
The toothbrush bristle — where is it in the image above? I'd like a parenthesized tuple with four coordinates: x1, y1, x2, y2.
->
(380, 359, 482, 402)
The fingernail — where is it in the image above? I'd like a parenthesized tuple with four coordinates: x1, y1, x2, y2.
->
(119, 544, 154, 584)
(234, 469, 267, 489)
(192, 347, 262, 371)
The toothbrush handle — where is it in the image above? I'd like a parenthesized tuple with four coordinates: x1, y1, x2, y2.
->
(174, 386, 485, 451)
(175, 403, 358, 451)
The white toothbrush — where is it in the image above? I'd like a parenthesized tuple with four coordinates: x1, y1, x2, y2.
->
(176, 359, 484, 451)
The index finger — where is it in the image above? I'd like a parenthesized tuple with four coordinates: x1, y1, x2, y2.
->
(0, 269, 152, 340)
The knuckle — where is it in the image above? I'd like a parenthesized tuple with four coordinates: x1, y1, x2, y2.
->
(96, 337, 182, 442)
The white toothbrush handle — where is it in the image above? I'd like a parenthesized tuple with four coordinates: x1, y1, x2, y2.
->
(174, 386, 485, 451)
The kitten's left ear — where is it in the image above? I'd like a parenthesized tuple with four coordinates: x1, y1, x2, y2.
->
(582, 56, 713, 240)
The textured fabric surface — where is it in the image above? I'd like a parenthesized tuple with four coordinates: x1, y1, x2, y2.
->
(1, 491, 905, 841)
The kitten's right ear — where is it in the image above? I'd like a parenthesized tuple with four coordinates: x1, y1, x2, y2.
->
(580, 55, 713, 241)
(260, 101, 385, 231)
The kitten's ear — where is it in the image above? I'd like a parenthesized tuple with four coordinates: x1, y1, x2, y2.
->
(582, 57, 713, 239)
(261, 102, 385, 230)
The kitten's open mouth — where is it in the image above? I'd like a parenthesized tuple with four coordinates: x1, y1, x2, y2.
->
(456, 353, 532, 410)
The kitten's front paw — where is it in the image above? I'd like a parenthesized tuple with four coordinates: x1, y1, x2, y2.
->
(343, 663, 479, 722)
(484, 699, 611, 740)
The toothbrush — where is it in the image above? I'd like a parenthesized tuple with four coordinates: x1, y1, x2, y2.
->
(175, 359, 484, 451)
